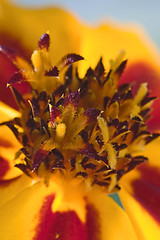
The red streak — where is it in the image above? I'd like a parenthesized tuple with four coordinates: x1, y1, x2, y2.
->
(132, 163, 160, 224)
(34, 195, 100, 240)
(0, 139, 14, 148)
(0, 156, 10, 179)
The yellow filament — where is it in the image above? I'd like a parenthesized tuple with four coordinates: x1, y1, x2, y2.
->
(31, 50, 43, 71)
(56, 123, 66, 138)
(133, 83, 148, 105)
(105, 143, 117, 169)
(108, 174, 117, 192)
(97, 116, 109, 144)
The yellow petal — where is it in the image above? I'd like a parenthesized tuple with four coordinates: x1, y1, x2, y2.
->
(141, 136, 160, 167)
(0, 173, 138, 240)
(119, 188, 160, 240)
(0, 101, 20, 121)
(119, 138, 160, 239)
(0, 101, 22, 179)
(87, 189, 138, 240)
(79, 23, 160, 75)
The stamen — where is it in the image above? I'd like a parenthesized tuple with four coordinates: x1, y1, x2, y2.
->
(56, 123, 66, 139)
(1, 32, 158, 194)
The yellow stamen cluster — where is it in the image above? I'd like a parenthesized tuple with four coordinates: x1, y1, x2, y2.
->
(1, 33, 158, 193)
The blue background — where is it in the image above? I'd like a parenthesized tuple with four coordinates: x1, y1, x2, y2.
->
(14, 0, 160, 48)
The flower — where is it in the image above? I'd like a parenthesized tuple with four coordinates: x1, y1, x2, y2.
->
(0, 1, 160, 240)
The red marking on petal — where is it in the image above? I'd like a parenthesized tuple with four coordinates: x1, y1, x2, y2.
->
(33, 194, 86, 240)
(86, 203, 101, 240)
(34, 194, 101, 240)
(0, 52, 18, 109)
(0, 139, 14, 148)
(120, 62, 160, 94)
(120, 62, 160, 131)
(132, 163, 160, 224)
(0, 156, 10, 179)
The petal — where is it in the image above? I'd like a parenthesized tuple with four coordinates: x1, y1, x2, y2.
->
(119, 188, 160, 240)
(0, 101, 22, 179)
(0, 174, 138, 240)
(142, 137, 160, 167)
(119, 138, 160, 239)
(79, 23, 160, 73)
(0, 175, 32, 208)
(86, 190, 138, 240)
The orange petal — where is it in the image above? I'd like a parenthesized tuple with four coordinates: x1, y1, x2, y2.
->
(79, 23, 160, 72)
(0, 173, 138, 240)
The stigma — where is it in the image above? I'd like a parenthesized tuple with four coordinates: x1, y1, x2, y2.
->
(1, 33, 159, 194)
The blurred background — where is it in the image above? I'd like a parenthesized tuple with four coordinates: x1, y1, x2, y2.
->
(14, 0, 160, 48)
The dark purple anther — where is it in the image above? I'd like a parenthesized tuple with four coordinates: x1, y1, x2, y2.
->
(7, 71, 26, 86)
(38, 33, 50, 50)
(32, 147, 49, 171)
(115, 59, 127, 76)
(0, 45, 16, 61)
(94, 57, 105, 77)
(79, 143, 101, 161)
(50, 106, 61, 126)
(45, 66, 59, 77)
(65, 64, 73, 86)
(84, 108, 101, 123)
(60, 54, 84, 69)
(65, 54, 84, 65)
(30, 98, 40, 117)
(64, 90, 80, 107)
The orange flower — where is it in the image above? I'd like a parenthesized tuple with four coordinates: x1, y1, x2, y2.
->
(0, 1, 160, 239)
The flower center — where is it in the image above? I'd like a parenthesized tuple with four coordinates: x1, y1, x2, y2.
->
(1, 33, 159, 194)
